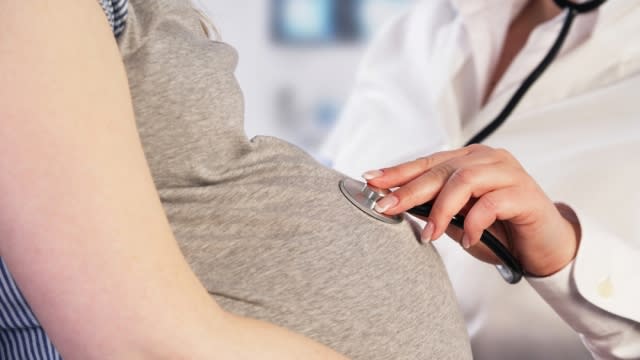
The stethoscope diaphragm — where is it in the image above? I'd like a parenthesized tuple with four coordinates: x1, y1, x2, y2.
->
(339, 178, 403, 224)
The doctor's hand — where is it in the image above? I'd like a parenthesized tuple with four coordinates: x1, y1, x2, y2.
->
(363, 144, 581, 277)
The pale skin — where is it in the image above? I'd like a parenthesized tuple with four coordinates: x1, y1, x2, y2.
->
(0, 0, 345, 358)
(0, 0, 571, 358)
(365, 0, 580, 277)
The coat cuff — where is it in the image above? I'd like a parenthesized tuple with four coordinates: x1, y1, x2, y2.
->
(527, 212, 640, 359)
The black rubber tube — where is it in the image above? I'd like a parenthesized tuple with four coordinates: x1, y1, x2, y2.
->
(408, 203, 524, 284)
(465, 8, 577, 146)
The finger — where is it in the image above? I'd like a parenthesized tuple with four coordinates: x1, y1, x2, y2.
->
(463, 187, 524, 249)
(364, 147, 473, 189)
(444, 223, 503, 264)
(375, 150, 505, 216)
(375, 161, 455, 216)
(428, 163, 522, 240)
(443, 225, 464, 244)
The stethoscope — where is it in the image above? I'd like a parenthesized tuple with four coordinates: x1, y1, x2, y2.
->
(339, 0, 608, 284)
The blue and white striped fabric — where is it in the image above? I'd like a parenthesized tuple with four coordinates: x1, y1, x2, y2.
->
(0, 259, 61, 359)
(98, 0, 129, 37)
(0, 1, 128, 358)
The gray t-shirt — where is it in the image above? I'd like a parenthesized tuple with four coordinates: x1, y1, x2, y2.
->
(119, 0, 472, 358)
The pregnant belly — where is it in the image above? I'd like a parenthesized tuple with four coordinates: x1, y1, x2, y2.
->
(160, 137, 471, 360)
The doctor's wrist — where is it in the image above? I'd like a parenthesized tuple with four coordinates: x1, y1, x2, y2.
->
(525, 202, 582, 277)
(554, 202, 581, 240)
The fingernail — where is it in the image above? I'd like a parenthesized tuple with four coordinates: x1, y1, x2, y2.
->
(362, 170, 384, 180)
(462, 234, 471, 249)
(374, 194, 399, 213)
(422, 221, 435, 243)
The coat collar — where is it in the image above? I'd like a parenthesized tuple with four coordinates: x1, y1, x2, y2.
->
(462, 0, 640, 143)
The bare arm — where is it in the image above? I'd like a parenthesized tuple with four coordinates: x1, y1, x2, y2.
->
(0, 1, 345, 358)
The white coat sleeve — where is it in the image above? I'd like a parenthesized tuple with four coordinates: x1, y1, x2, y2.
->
(528, 214, 640, 360)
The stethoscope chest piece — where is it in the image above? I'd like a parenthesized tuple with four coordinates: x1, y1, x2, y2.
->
(340, 177, 524, 284)
(339, 178, 403, 224)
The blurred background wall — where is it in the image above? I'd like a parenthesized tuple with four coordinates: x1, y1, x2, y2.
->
(194, 0, 414, 162)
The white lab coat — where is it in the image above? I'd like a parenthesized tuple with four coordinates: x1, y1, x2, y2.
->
(322, 0, 640, 359)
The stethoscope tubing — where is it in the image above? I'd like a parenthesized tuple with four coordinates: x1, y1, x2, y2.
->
(407, 0, 606, 283)
(408, 203, 524, 284)
(465, 7, 576, 145)
(554, 0, 607, 13)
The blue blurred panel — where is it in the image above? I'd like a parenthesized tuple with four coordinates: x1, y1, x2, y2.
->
(272, 0, 336, 43)
(355, 0, 412, 39)
(271, 0, 411, 45)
